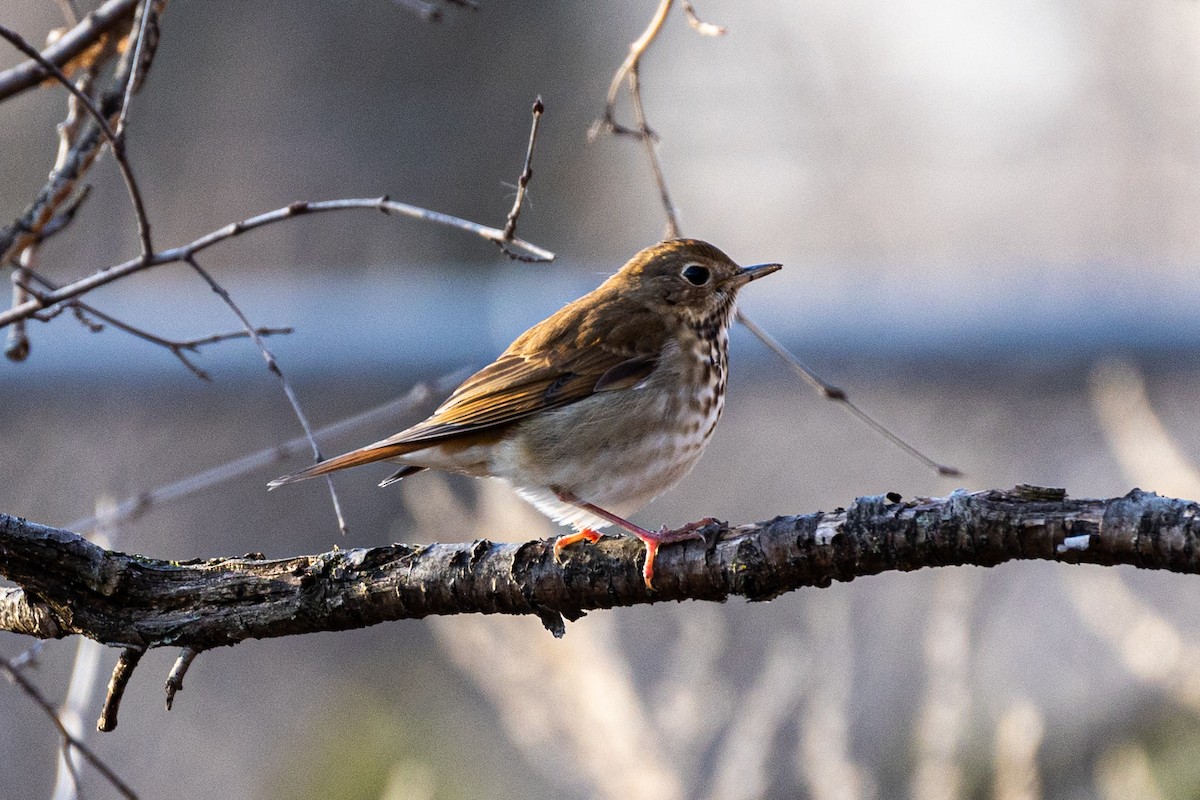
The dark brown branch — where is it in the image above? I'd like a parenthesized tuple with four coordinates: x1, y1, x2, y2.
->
(501, 96, 544, 242)
(3, 486, 1198, 652)
(97, 647, 142, 732)
(0, 0, 138, 102)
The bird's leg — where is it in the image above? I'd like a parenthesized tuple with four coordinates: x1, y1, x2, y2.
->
(552, 491, 705, 590)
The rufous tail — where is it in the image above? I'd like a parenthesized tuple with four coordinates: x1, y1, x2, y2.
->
(267, 441, 422, 489)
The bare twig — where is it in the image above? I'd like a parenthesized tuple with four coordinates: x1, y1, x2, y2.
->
(19, 267, 291, 380)
(627, 67, 680, 238)
(735, 311, 961, 476)
(0, 197, 553, 329)
(0, 0, 138, 102)
(5, 247, 35, 361)
(66, 369, 468, 533)
(502, 96, 544, 242)
(0, 18, 154, 257)
(185, 255, 348, 535)
(0, 3, 156, 269)
(97, 647, 143, 732)
(0, 657, 138, 798)
(164, 647, 198, 710)
(594, 0, 673, 138)
(680, 1, 727, 36)
(114, 0, 153, 139)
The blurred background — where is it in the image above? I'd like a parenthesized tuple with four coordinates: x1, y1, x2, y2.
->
(3, 0, 1200, 797)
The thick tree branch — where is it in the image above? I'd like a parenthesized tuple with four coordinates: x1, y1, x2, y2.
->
(3, 487, 1198, 653)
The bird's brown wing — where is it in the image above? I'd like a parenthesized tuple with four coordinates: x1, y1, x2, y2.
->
(268, 294, 665, 488)
(385, 335, 661, 444)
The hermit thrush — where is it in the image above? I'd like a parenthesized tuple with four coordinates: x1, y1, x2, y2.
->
(270, 239, 781, 589)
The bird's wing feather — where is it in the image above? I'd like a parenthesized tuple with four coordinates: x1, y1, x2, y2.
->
(379, 301, 666, 444)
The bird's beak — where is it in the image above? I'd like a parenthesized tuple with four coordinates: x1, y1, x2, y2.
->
(729, 262, 782, 286)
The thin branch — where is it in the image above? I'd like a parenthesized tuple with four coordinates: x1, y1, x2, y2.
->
(114, 0, 153, 139)
(65, 369, 468, 534)
(680, 1, 727, 36)
(5, 246, 35, 362)
(734, 311, 961, 476)
(164, 647, 198, 710)
(627, 67, 680, 238)
(0, 197, 553, 329)
(502, 96, 544, 242)
(0, 17, 154, 257)
(185, 255, 348, 536)
(18, 267, 291, 381)
(97, 647, 142, 733)
(0, 657, 138, 798)
(0, 0, 137, 102)
(594, 0, 673, 138)
(4, 486, 1199, 665)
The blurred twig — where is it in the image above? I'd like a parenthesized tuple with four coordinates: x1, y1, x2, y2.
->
(423, 481, 685, 800)
(51, 499, 116, 800)
(795, 595, 872, 800)
(0, 655, 138, 798)
(993, 699, 1045, 800)
(1089, 359, 1200, 497)
(65, 368, 468, 533)
(0, 0, 138, 102)
(1095, 743, 1165, 800)
(5, 487, 1200, 730)
(708, 636, 809, 800)
(910, 570, 977, 800)
(1064, 568, 1200, 712)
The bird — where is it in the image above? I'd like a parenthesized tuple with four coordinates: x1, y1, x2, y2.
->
(269, 239, 781, 589)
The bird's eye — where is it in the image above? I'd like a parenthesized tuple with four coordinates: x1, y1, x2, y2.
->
(681, 264, 710, 286)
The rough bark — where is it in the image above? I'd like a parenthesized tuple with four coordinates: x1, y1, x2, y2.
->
(2, 486, 1198, 647)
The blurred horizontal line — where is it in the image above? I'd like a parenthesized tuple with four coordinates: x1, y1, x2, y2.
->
(5, 262, 1200, 382)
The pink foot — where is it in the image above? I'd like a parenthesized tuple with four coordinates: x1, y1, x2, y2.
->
(633, 518, 717, 590)
(553, 528, 603, 563)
